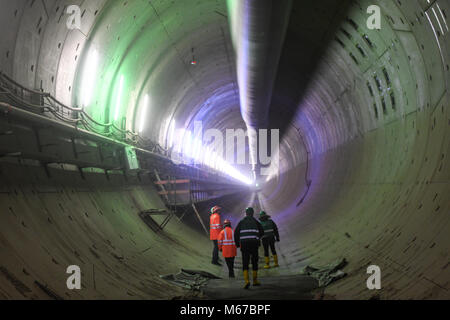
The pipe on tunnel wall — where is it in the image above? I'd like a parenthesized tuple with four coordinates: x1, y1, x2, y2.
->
(227, 0, 292, 180)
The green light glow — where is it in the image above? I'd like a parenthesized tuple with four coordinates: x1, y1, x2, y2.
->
(114, 75, 124, 121)
(139, 94, 149, 133)
(167, 119, 176, 148)
(80, 48, 98, 107)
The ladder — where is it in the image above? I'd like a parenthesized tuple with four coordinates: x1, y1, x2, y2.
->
(151, 169, 180, 230)
(150, 169, 209, 236)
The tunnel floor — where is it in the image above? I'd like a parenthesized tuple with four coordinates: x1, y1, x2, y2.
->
(201, 273, 319, 300)
(179, 249, 323, 300)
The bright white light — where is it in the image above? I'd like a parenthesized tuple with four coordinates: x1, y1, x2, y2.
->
(433, 7, 445, 35)
(221, 159, 227, 172)
(216, 157, 222, 171)
(214, 154, 221, 171)
(175, 128, 185, 153)
(208, 152, 214, 168)
(223, 162, 253, 185)
(193, 138, 202, 162)
(202, 147, 209, 165)
(217, 157, 225, 172)
(171, 128, 252, 185)
(437, 4, 449, 32)
(81, 49, 99, 108)
(167, 120, 176, 149)
(212, 153, 219, 170)
(138, 94, 149, 133)
(204, 150, 211, 166)
(183, 130, 192, 156)
(114, 75, 124, 121)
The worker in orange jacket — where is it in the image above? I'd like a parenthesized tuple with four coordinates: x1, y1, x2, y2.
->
(210, 206, 223, 266)
(218, 219, 237, 278)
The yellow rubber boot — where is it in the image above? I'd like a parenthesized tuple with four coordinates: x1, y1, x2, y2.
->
(243, 270, 250, 289)
(253, 271, 261, 286)
(273, 255, 279, 268)
(264, 256, 271, 269)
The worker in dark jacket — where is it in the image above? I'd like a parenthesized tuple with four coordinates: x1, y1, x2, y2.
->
(259, 211, 280, 269)
(234, 207, 264, 289)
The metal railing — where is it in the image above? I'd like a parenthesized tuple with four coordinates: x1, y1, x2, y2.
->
(0, 72, 248, 186)
(0, 71, 167, 156)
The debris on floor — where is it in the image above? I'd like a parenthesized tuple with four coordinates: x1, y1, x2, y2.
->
(160, 269, 221, 291)
(300, 258, 348, 287)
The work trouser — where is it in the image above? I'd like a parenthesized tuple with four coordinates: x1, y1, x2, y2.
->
(262, 236, 277, 257)
(241, 240, 259, 271)
(212, 240, 219, 263)
(225, 257, 235, 277)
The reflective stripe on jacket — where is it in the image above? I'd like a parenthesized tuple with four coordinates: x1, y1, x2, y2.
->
(260, 219, 280, 240)
(240, 229, 260, 240)
(218, 227, 237, 258)
(234, 216, 264, 247)
(210, 213, 222, 240)
(261, 220, 275, 238)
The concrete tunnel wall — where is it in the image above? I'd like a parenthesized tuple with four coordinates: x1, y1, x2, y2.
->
(0, 162, 216, 299)
(0, 0, 449, 299)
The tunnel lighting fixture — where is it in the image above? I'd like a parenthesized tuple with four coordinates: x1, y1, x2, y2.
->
(425, 11, 446, 66)
(226, 164, 253, 185)
(170, 127, 252, 185)
(212, 150, 251, 185)
(218, 157, 226, 172)
(215, 155, 221, 171)
(175, 128, 185, 153)
(432, 7, 445, 35)
(80, 48, 99, 108)
(193, 138, 202, 161)
(208, 151, 214, 168)
(168, 119, 176, 149)
(182, 130, 192, 156)
(138, 94, 149, 133)
(212, 153, 219, 170)
(211, 153, 218, 169)
(437, 4, 449, 32)
(202, 147, 210, 165)
(215, 156, 222, 170)
(205, 148, 213, 167)
(114, 75, 124, 121)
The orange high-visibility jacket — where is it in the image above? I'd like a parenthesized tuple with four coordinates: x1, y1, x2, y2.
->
(218, 227, 237, 258)
(210, 213, 222, 240)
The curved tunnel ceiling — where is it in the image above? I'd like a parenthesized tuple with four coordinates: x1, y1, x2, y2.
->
(0, 0, 449, 299)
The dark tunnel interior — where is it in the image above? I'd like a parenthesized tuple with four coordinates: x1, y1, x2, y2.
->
(0, 0, 449, 300)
